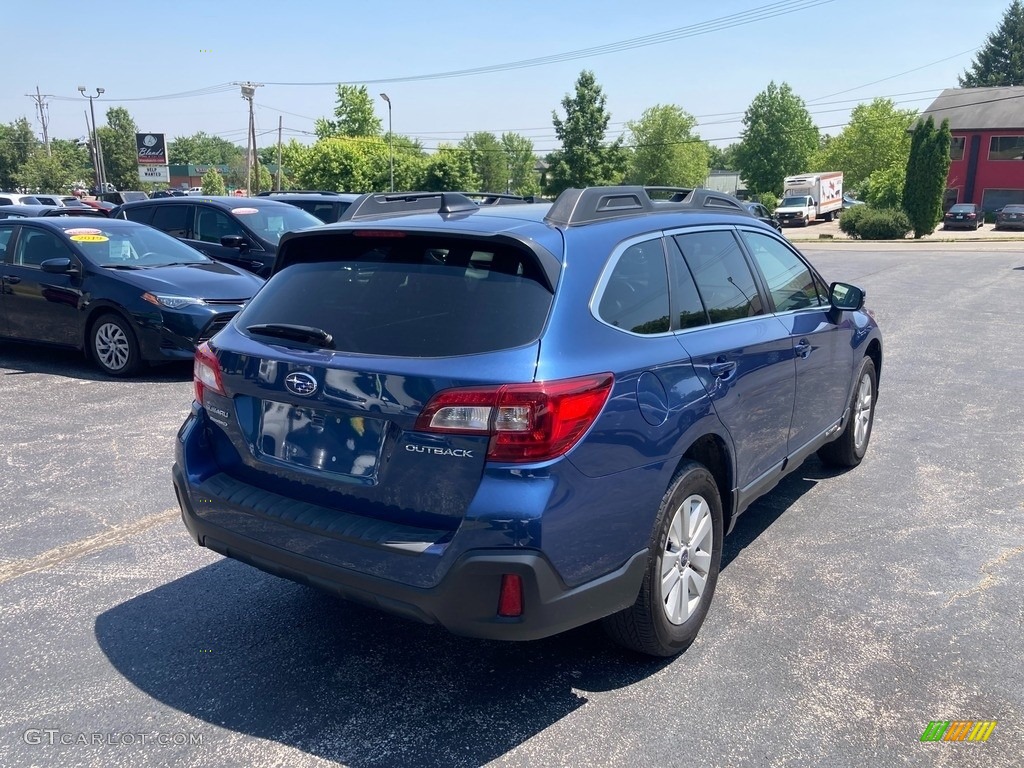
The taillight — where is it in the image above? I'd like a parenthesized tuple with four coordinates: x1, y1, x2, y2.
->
(414, 374, 614, 462)
(193, 342, 225, 403)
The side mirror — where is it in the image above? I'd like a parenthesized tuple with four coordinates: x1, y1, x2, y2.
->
(40, 258, 77, 274)
(220, 235, 248, 251)
(829, 281, 865, 311)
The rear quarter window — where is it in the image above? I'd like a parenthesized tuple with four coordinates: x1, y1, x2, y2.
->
(237, 233, 554, 356)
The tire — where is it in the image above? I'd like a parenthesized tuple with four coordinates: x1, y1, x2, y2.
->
(818, 357, 877, 468)
(603, 462, 723, 657)
(90, 312, 142, 377)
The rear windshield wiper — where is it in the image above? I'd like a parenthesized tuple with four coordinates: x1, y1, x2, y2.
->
(245, 323, 335, 349)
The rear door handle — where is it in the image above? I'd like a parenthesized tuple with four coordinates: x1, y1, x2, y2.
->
(3, 275, 20, 284)
(709, 359, 737, 379)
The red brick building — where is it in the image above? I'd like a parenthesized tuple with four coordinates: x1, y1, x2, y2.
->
(919, 86, 1024, 211)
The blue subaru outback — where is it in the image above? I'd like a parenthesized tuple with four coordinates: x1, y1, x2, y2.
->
(172, 186, 881, 656)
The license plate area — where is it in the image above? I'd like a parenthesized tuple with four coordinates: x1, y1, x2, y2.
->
(257, 400, 384, 479)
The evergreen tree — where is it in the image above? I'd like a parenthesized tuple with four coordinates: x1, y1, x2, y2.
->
(201, 167, 227, 196)
(959, 1, 1024, 87)
(902, 117, 951, 238)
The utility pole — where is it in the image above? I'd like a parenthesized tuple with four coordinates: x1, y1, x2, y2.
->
(27, 86, 52, 156)
(276, 115, 283, 191)
(237, 82, 263, 195)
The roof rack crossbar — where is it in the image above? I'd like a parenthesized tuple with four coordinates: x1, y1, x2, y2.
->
(339, 191, 479, 221)
(544, 185, 747, 226)
(257, 190, 344, 196)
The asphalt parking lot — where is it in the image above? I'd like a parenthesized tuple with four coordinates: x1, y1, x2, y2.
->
(1, 240, 1022, 767)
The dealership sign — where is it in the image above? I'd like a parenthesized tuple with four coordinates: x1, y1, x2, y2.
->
(138, 165, 170, 183)
(135, 133, 167, 165)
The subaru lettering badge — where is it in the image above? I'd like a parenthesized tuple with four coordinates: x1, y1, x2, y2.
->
(284, 372, 318, 397)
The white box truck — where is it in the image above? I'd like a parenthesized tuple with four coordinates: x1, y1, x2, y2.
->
(774, 172, 844, 227)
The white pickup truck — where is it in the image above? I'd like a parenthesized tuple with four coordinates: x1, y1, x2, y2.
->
(774, 172, 844, 227)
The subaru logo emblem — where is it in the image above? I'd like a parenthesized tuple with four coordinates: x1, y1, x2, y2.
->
(284, 372, 318, 397)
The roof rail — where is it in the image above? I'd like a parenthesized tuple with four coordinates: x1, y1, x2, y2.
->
(337, 191, 480, 221)
(257, 190, 344, 196)
(544, 185, 747, 226)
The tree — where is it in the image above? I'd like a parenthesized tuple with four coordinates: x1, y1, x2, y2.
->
(812, 98, 917, 190)
(625, 104, 710, 187)
(15, 139, 91, 193)
(708, 142, 741, 170)
(201, 167, 227, 196)
(546, 70, 626, 195)
(96, 107, 141, 191)
(294, 137, 389, 192)
(315, 85, 383, 139)
(959, 1, 1024, 87)
(422, 145, 479, 192)
(168, 132, 245, 166)
(861, 164, 906, 210)
(735, 82, 819, 196)
(225, 161, 272, 195)
(0, 118, 38, 190)
(902, 117, 952, 238)
(459, 132, 507, 192)
(501, 132, 541, 196)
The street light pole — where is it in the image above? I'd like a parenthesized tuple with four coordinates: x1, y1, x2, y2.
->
(380, 93, 393, 192)
(78, 86, 106, 193)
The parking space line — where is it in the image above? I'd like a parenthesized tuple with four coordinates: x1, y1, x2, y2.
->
(0, 508, 179, 585)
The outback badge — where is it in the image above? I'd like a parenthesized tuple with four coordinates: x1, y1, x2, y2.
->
(284, 371, 318, 397)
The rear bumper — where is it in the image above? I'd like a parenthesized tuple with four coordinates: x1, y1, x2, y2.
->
(172, 415, 648, 641)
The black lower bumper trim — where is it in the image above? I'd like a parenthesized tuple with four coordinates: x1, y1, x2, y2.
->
(173, 465, 648, 641)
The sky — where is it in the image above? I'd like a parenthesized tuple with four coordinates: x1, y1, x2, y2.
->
(1, 0, 1014, 154)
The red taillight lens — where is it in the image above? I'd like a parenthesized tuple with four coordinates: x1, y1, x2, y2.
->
(193, 342, 225, 403)
(497, 574, 523, 617)
(415, 374, 613, 463)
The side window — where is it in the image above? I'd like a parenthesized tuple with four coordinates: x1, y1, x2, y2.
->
(0, 226, 13, 261)
(597, 239, 671, 334)
(151, 205, 191, 237)
(740, 230, 821, 312)
(13, 229, 71, 268)
(674, 230, 763, 323)
(195, 208, 244, 243)
(121, 205, 154, 225)
(667, 239, 709, 330)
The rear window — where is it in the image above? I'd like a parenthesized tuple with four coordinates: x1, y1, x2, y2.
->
(235, 234, 553, 356)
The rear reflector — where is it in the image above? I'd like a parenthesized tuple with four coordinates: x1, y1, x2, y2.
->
(497, 574, 523, 617)
(414, 374, 614, 463)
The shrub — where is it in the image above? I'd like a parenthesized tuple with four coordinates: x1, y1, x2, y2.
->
(201, 167, 226, 196)
(843, 207, 911, 240)
(754, 191, 778, 213)
(838, 204, 867, 236)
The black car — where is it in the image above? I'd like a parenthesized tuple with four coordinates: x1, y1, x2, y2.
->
(0, 204, 107, 219)
(256, 191, 360, 224)
(150, 189, 188, 199)
(942, 203, 983, 230)
(742, 201, 782, 231)
(0, 217, 263, 376)
(994, 204, 1024, 230)
(114, 196, 323, 276)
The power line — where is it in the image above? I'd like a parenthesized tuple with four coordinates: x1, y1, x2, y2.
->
(261, 0, 837, 86)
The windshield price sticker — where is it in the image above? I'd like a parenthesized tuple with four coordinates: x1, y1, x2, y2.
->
(70, 234, 109, 243)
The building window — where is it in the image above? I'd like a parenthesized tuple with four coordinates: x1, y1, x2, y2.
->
(988, 136, 1024, 161)
(950, 136, 965, 161)
(981, 189, 1024, 212)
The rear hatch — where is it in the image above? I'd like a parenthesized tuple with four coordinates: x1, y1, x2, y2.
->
(196, 229, 561, 531)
